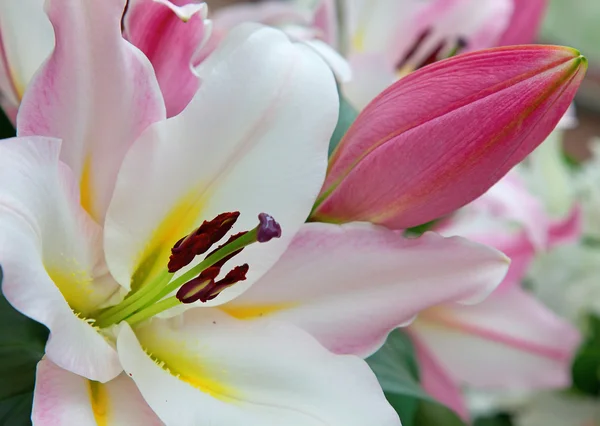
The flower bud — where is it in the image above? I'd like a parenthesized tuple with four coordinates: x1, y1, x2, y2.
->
(312, 45, 587, 229)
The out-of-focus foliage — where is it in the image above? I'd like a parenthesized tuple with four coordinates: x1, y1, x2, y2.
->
(0, 267, 48, 426)
(572, 314, 600, 396)
(0, 108, 15, 140)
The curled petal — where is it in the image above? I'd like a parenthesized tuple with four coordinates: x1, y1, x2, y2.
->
(314, 45, 587, 229)
(124, 0, 210, 117)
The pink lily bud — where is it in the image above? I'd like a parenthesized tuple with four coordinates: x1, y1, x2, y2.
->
(312, 45, 587, 229)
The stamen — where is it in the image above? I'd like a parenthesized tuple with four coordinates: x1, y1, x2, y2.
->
(176, 267, 220, 304)
(168, 212, 240, 273)
(108, 213, 281, 327)
(203, 264, 249, 301)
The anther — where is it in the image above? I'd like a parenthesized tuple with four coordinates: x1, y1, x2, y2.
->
(168, 212, 240, 273)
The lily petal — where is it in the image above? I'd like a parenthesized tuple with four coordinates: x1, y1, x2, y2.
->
(33, 359, 162, 425)
(411, 287, 581, 389)
(411, 333, 469, 420)
(104, 24, 338, 302)
(117, 310, 400, 425)
(124, 0, 210, 117)
(498, 0, 548, 46)
(0, 0, 53, 107)
(0, 137, 121, 382)
(313, 45, 587, 229)
(313, 0, 338, 47)
(17, 0, 166, 222)
(222, 222, 509, 357)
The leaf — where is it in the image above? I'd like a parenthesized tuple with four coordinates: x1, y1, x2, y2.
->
(367, 330, 467, 426)
(0, 108, 15, 140)
(328, 89, 358, 156)
(474, 413, 514, 426)
(0, 266, 49, 425)
(572, 314, 600, 396)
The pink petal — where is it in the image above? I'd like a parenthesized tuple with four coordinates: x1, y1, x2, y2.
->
(33, 359, 162, 425)
(17, 0, 165, 223)
(411, 287, 581, 389)
(410, 333, 469, 421)
(313, 45, 587, 229)
(498, 0, 548, 46)
(313, 0, 338, 47)
(223, 222, 509, 357)
(548, 204, 582, 247)
(124, 0, 210, 117)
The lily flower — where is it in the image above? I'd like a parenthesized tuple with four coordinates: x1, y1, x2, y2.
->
(0, 0, 511, 423)
(311, 45, 587, 230)
(0, 0, 210, 119)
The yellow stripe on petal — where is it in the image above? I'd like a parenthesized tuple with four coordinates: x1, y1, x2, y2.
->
(221, 303, 295, 320)
(88, 381, 110, 426)
(80, 155, 95, 218)
(131, 188, 208, 291)
(147, 346, 237, 402)
(45, 264, 96, 315)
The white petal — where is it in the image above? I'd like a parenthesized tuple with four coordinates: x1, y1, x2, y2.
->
(117, 310, 400, 425)
(0, 137, 121, 381)
(105, 24, 338, 303)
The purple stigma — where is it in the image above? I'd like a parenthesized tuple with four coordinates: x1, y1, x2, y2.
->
(257, 213, 282, 243)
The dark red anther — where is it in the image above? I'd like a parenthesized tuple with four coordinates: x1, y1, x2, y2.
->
(168, 212, 240, 273)
(176, 267, 220, 304)
(198, 264, 249, 302)
(196, 212, 240, 244)
(257, 213, 281, 243)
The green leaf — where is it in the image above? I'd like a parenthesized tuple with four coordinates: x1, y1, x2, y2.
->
(367, 330, 467, 426)
(474, 413, 514, 426)
(572, 315, 600, 396)
(0, 266, 49, 425)
(0, 108, 16, 140)
(328, 89, 358, 156)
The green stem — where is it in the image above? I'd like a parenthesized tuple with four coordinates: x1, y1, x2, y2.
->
(126, 296, 180, 327)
